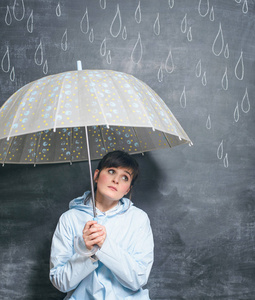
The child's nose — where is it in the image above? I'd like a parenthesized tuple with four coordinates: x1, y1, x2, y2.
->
(112, 176, 119, 184)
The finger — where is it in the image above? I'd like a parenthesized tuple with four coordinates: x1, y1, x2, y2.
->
(85, 230, 104, 241)
(91, 236, 105, 247)
(83, 226, 103, 236)
(83, 221, 98, 233)
(96, 236, 106, 248)
(82, 229, 104, 242)
(85, 220, 97, 228)
(91, 223, 102, 229)
(84, 234, 105, 249)
(85, 240, 96, 250)
(91, 224, 106, 232)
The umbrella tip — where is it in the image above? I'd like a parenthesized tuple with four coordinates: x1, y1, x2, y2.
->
(77, 60, 82, 71)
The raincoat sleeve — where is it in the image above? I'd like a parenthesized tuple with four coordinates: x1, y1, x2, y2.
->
(49, 213, 98, 293)
(96, 211, 154, 291)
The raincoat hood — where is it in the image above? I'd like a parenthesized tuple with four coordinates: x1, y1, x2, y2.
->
(69, 191, 133, 218)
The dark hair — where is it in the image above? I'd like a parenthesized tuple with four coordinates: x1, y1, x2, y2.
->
(96, 150, 139, 186)
(85, 151, 139, 204)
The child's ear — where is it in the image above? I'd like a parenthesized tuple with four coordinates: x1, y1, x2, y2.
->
(94, 169, 100, 182)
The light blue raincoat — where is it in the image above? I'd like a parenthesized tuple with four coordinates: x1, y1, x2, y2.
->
(50, 191, 154, 300)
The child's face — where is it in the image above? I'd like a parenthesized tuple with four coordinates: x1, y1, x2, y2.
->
(94, 167, 132, 202)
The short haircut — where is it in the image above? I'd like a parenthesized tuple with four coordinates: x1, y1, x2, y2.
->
(96, 150, 139, 186)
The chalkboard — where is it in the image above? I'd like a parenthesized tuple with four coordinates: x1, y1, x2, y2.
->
(0, 0, 255, 299)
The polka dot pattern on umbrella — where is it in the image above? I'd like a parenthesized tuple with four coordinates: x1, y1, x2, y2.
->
(0, 70, 191, 164)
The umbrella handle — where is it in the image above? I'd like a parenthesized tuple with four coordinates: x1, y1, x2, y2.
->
(77, 61, 97, 219)
(92, 216, 99, 252)
(85, 126, 97, 219)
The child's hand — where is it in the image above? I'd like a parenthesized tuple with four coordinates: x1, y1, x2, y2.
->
(82, 221, 106, 250)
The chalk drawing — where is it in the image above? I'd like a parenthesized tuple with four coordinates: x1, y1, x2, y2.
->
(100, 38, 107, 56)
(168, 0, 174, 9)
(106, 50, 111, 64)
(165, 49, 174, 73)
(61, 29, 68, 51)
(233, 89, 250, 122)
(187, 27, 192, 41)
(224, 44, 229, 59)
(181, 14, 187, 33)
(202, 71, 207, 86)
(223, 153, 228, 168)
(209, 6, 215, 21)
(80, 8, 89, 34)
(242, 0, 248, 14)
(10, 67, 15, 82)
(212, 23, 224, 56)
(13, 0, 25, 21)
(43, 60, 48, 75)
(153, 13, 160, 36)
(234, 102, 239, 122)
(89, 28, 94, 43)
(56, 3, 61, 17)
(34, 40, 43, 65)
(131, 32, 143, 64)
(157, 64, 163, 82)
(241, 88, 250, 113)
(235, 0, 242, 3)
(1, 46, 15, 81)
(217, 140, 223, 159)
(196, 59, 202, 77)
(222, 67, 228, 90)
(180, 86, 187, 108)
(122, 26, 127, 40)
(27, 10, 33, 33)
(5, 5, 12, 25)
(99, 0, 106, 9)
(1, 46, 10, 73)
(235, 51, 244, 80)
(135, 1, 141, 24)
(198, 0, 210, 17)
(110, 4, 122, 38)
(99, 0, 106, 10)
(206, 114, 211, 129)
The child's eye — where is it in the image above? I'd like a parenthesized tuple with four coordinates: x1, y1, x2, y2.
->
(108, 169, 115, 174)
(122, 175, 129, 181)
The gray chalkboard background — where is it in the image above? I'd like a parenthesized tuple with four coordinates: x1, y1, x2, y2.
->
(0, 0, 255, 299)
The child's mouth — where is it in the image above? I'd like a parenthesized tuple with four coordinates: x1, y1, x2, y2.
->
(108, 186, 117, 191)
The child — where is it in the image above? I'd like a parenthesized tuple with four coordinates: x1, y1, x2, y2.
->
(49, 150, 154, 299)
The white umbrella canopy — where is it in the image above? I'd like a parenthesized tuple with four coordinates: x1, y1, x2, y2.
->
(0, 66, 192, 220)
(0, 68, 191, 165)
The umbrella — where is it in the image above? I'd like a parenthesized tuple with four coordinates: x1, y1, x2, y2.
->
(0, 61, 192, 218)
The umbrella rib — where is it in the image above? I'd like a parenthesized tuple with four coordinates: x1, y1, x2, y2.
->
(162, 132, 172, 148)
(132, 127, 144, 154)
(99, 125, 108, 154)
(136, 79, 190, 142)
(70, 127, 73, 165)
(34, 131, 42, 166)
(53, 75, 65, 132)
(87, 77, 109, 127)
(6, 83, 34, 140)
(132, 78, 161, 131)
(105, 71, 156, 130)
(2, 137, 14, 165)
